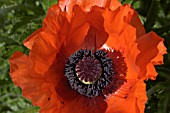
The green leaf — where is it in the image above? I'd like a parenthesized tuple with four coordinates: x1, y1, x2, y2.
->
(157, 68, 170, 79)
(144, 0, 158, 32)
(147, 83, 160, 98)
(158, 90, 170, 113)
(11, 15, 42, 34)
(0, 4, 18, 15)
(41, 0, 58, 13)
(0, 45, 25, 60)
(0, 14, 5, 28)
(0, 60, 9, 80)
(0, 0, 19, 6)
(14, 106, 39, 113)
(0, 36, 18, 45)
(122, 0, 133, 4)
(153, 24, 170, 35)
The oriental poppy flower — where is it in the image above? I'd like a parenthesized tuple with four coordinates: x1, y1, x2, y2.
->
(9, 0, 167, 113)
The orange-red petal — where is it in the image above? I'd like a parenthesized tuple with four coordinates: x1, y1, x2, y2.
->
(151, 41, 167, 65)
(29, 28, 59, 76)
(103, 5, 140, 80)
(57, 95, 107, 113)
(130, 11, 146, 38)
(136, 31, 167, 79)
(25, 4, 70, 76)
(9, 52, 52, 107)
(82, 6, 108, 50)
(43, 4, 70, 36)
(59, 0, 120, 12)
(9, 1, 167, 113)
(59, 0, 122, 22)
(24, 28, 42, 50)
(106, 79, 147, 113)
(108, 0, 122, 11)
(63, 5, 90, 56)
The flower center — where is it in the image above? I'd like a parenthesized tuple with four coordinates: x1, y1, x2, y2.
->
(65, 49, 114, 97)
(75, 56, 102, 84)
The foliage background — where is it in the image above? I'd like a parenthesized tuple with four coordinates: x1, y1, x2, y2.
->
(0, 0, 170, 113)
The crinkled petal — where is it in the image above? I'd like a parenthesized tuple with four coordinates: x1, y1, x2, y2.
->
(59, 0, 118, 12)
(136, 31, 167, 79)
(29, 28, 60, 76)
(130, 11, 146, 38)
(9, 52, 52, 107)
(59, 0, 121, 20)
(63, 5, 90, 56)
(103, 4, 134, 35)
(24, 4, 69, 52)
(82, 6, 108, 50)
(106, 79, 147, 113)
(108, 0, 122, 11)
(151, 41, 167, 65)
(103, 5, 140, 79)
(43, 4, 69, 35)
(26, 4, 70, 76)
(24, 28, 42, 50)
(9, 1, 167, 113)
(64, 23, 90, 56)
